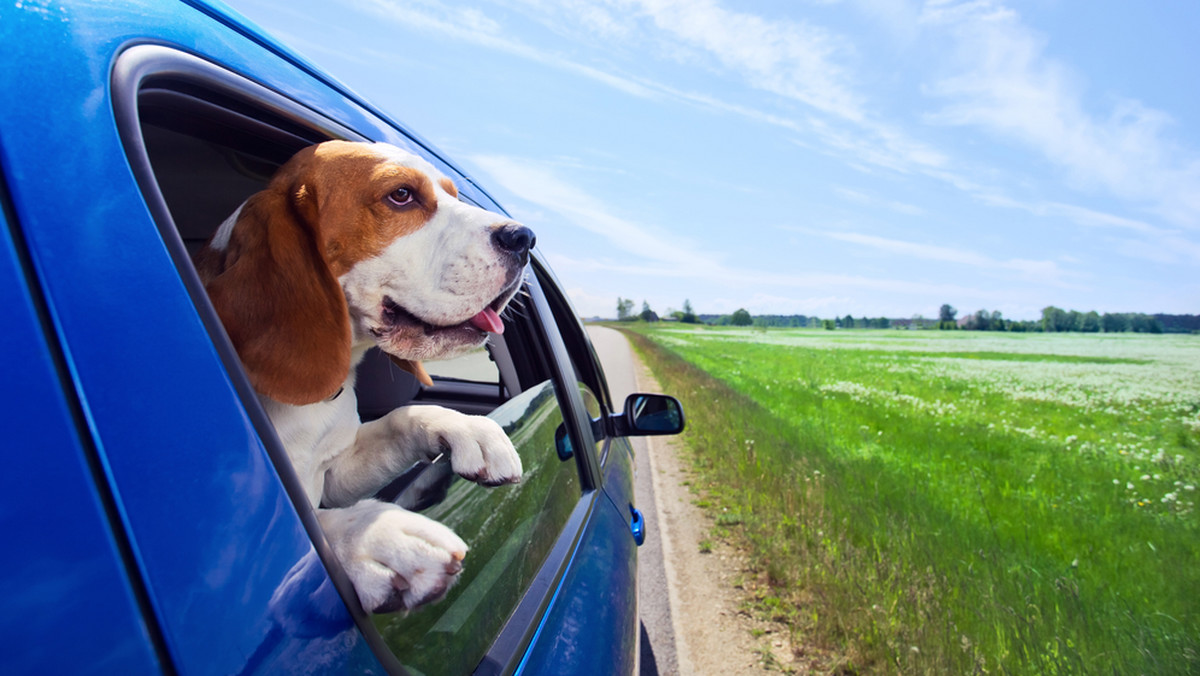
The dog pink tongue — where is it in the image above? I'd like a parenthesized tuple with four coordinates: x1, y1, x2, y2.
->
(469, 307, 505, 334)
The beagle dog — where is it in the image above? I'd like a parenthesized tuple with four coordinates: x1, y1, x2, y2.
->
(195, 140, 532, 614)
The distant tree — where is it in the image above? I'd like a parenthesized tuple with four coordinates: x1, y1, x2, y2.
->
(990, 310, 1006, 331)
(731, 308, 753, 326)
(1102, 312, 1127, 333)
(965, 309, 991, 331)
(1131, 313, 1149, 333)
(1155, 313, 1200, 333)
(823, 319, 836, 330)
(1080, 311, 1101, 333)
(616, 297, 635, 321)
(1070, 311, 1084, 331)
(1129, 313, 1164, 333)
(639, 300, 659, 323)
(681, 299, 698, 324)
(843, 314, 855, 329)
(938, 304, 958, 330)
(1042, 306, 1070, 332)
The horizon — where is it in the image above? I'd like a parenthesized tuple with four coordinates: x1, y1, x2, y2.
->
(225, 0, 1200, 322)
(592, 306, 1193, 323)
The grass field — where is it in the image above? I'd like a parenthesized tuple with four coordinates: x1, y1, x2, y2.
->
(620, 325, 1199, 674)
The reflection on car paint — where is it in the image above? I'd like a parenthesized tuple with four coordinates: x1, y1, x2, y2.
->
(374, 381, 580, 675)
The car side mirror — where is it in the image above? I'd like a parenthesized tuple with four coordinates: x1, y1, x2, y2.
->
(612, 393, 685, 437)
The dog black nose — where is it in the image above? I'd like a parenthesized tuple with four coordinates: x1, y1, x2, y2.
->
(492, 224, 536, 257)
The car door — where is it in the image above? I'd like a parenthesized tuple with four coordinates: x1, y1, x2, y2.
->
(3, 3, 639, 674)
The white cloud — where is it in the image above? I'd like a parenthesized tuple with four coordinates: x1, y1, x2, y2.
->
(920, 0, 1200, 228)
(969, 193, 1200, 264)
(561, 285, 626, 318)
(351, 0, 663, 99)
(467, 154, 718, 271)
(354, 0, 958, 182)
(471, 154, 1003, 299)
(620, 0, 866, 122)
(834, 186, 926, 216)
(618, 0, 955, 177)
(788, 225, 1078, 287)
(480, 0, 1200, 235)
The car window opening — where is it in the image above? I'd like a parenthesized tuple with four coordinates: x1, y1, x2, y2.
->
(121, 54, 592, 675)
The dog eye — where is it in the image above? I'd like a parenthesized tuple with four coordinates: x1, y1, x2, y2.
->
(386, 188, 415, 207)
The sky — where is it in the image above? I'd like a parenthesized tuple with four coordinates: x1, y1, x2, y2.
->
(222, 0, 1200, 321)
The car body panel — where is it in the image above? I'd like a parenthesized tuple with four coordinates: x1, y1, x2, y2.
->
(0, 199, 165, 675)
(518, 436, 640, 675)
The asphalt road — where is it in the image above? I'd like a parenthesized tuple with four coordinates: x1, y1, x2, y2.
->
(586, 326, 680, 676)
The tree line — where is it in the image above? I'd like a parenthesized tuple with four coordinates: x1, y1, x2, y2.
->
(948, 304, 1172, 333)
(614, 298, 1197, 334)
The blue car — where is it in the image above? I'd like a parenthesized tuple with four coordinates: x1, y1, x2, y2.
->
(0, 1, 683, 674)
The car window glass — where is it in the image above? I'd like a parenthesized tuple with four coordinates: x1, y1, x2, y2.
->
(373, 380, 579, 674)
(424, 345, 501, 385)
(579, 381, 602, 421)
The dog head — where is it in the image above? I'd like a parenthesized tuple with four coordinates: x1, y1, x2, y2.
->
(196, 141, 534, 405)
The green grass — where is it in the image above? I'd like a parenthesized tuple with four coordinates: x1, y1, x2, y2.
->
(620, 325, 1200, 674)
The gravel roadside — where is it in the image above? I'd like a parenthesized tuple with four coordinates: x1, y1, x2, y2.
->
(588, 326, 799, 674)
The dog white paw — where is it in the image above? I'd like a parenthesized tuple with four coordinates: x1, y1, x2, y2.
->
(426, 409, 523, 486)
(318, 501, 468, 614)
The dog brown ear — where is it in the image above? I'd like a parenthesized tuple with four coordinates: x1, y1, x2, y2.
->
(389, 356, 433, 387)
(200, 185, 352, 405)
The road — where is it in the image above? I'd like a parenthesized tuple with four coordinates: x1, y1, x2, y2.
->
(588, 326, 801, 675)
(587, 326, 680, 676)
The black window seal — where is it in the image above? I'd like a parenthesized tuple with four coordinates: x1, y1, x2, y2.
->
(536, 262, 615, 418)
(532, 261, 616, 465)
(524, 264, 603, 491)
(110, 42, 408, 676)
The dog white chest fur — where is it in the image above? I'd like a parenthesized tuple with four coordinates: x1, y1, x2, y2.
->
(196, 141, 531, 614)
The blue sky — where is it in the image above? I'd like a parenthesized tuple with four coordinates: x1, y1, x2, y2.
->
(223, 0, 1200, 320)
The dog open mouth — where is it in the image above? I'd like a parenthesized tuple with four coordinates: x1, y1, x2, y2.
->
(379, 294, 509, 339)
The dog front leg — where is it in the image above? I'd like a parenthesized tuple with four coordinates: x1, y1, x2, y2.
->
(322, 405, 523, 507)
